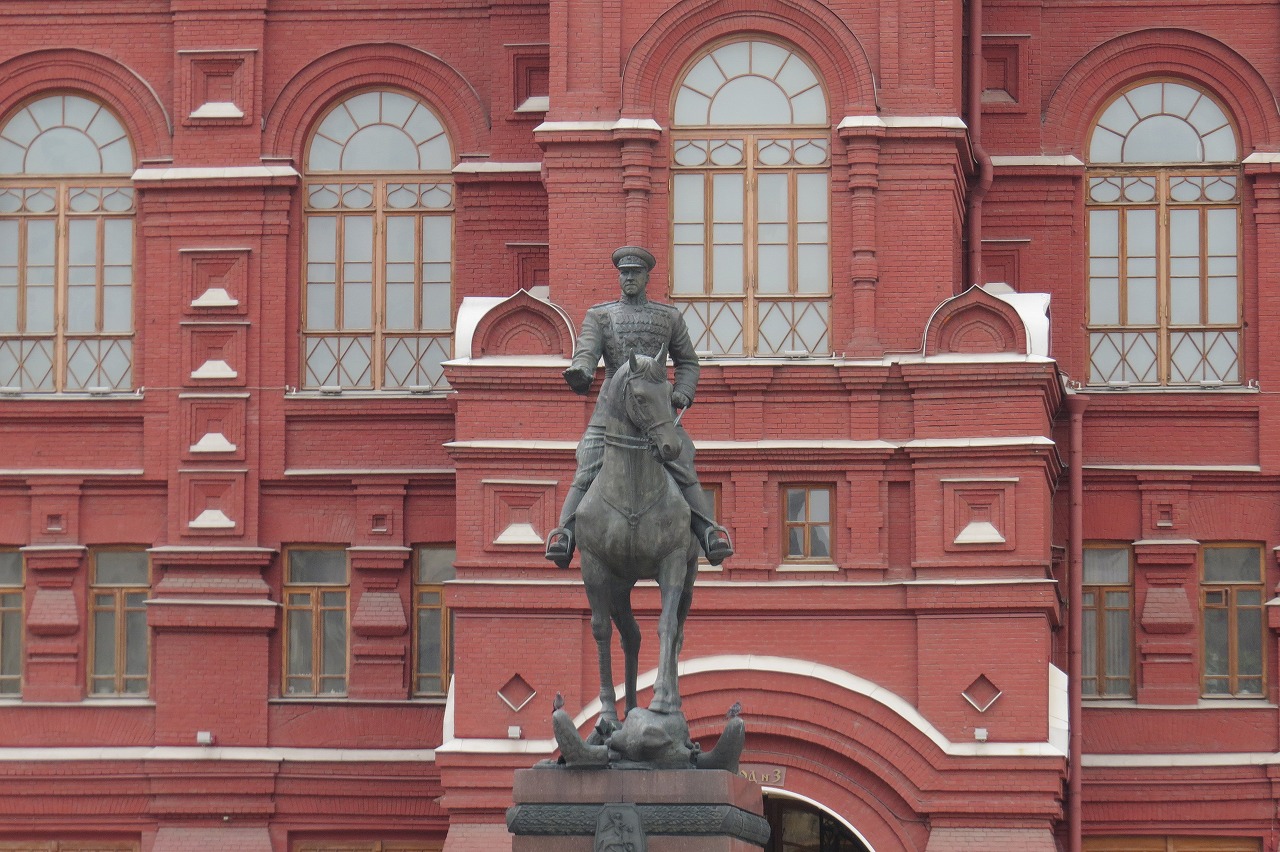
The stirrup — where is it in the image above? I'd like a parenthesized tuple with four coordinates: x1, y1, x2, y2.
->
(703, 526, 733, 566)
(545, 527, 574, 569)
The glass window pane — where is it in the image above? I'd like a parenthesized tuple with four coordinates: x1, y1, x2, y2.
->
(417, 547, 457, 584)
(321, 608, 347, 681)
(289, 549, 347, 584)
(1105, 606, 1131, 681)
(0, 552, 20, 586)
(417, 609, 443, 677)
(787, 526, 803, 557)
(94, 551, 147, 585)
(808, 488, 830, 522)
(287, 607, 313, 677)
(1169, 278, 1200, 326)
(1089, 278, 1120, 325)
(1237, 606, 1262, 676)
(93, 608, 116, 680)
(1203, 606, 1229, 677)
(125, 607, 147, 677)
(809, 525, 830, 559)
(1204, 546, 1260, 582)
(1081, 607, 1097, 684)
(712, 174, 743, 224)
(1084, 548, 1129, 584)
(1, 607, 21, 686)
(785, 488, 806, 522)
(1127, 278, 1157, 326)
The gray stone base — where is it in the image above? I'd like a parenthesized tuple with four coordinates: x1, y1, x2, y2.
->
(506, 767, 770, 851)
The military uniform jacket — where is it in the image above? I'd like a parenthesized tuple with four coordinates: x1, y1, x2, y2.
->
(570, 298, 699, 426)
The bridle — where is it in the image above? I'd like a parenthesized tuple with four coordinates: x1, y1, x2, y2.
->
(604, 356, 675, 453)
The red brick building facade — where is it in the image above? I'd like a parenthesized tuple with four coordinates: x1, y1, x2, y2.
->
(0, 0, 1277, 850)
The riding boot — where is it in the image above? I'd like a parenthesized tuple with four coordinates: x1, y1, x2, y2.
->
(682, 484, 734, 566)
(545, 485, 588, 569)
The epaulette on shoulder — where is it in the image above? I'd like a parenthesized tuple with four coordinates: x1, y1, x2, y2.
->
(587, 300, 620, 312)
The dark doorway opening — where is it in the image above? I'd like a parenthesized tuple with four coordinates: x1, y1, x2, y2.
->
(763, 794, 872, 852)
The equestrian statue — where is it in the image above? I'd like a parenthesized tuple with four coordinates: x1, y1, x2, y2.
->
(544, 246, 743, 771)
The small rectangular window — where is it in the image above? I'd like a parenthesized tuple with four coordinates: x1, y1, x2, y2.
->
(284, 547, 349, 697)
(1201, 544, 1264, 698)
(1082, 545, 1133, 698)
(88, 548, 149, 696)
(0, 550, 22, 696)
(413, 546, 455, 697)
(782, 485, 832, 562)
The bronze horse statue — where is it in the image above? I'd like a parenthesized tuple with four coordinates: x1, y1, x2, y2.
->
(546, 345, 745, 770)
(574, 344, 699, 727)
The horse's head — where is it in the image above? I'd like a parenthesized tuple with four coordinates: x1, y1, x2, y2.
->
(624, 344, 682, 463)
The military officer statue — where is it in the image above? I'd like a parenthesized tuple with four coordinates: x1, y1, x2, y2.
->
(545, 246, 734, 569)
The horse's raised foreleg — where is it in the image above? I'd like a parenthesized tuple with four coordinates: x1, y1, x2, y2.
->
(649, 549, 691, 715)
(611, 585, 641, 715)
(581, 559, 620, 729)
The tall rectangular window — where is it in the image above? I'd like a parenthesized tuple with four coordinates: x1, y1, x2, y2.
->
(782, 485, 832, 563)
(413, 545, 455, 697)
(88, 549, 149, 696)
(302, 90, 455, 391)
(0, 550, 21, 696)
(1202, 544, 1264, 697)
(670, 40, 832, 358)
(1085, 81, 1241, 386)
(0, 95, 136, 392)
(1082, 546, 1133, 698)
(284, 548, 348, 696)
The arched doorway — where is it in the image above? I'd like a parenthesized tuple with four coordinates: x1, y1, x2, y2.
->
(763, 790, 873, 852)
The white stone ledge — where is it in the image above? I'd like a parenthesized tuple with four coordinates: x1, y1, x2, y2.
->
(132, 165, 299, 181)
(1084, 751, 1280, 767)
(990, 155, 1084, 168)
(837, 115, 967, 130)
(1084, 464, 1262, 473)
(452, 161, 542, 174)
(534, 118, 662, 133)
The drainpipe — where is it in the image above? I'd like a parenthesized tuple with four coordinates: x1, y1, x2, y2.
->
(1067, 392, 1089, 852)
(966, 0, 993, 291)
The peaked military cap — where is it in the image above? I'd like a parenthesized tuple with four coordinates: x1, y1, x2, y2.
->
(612, 246, 657, 271)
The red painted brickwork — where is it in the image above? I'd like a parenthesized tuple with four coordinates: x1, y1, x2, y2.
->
(0, 0, 1277, 849)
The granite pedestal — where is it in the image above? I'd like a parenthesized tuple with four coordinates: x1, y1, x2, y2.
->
(506, 766, 769, 851)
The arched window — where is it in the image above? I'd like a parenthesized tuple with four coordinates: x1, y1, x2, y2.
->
(303, 90, 454, 390)
(1086, 80, 1241, 386)
(0, 93, 136, 392)
(670, 39, 830, 356)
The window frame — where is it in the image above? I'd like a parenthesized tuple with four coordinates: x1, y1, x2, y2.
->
(1200, 542, 1265, 698)
(668, 38, 833, 358)
(87, 547, 150, 697)
(412, 544, 455, 698)
(0, 549, 22, 696)
(780, 484, 834, 564)
(0, 93, 137, 393)
(1081, 544, 1135, 699)
(300, 89, 456, 392)
(282, 546, 350, 698)
(1084, 79, 1243, 387)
